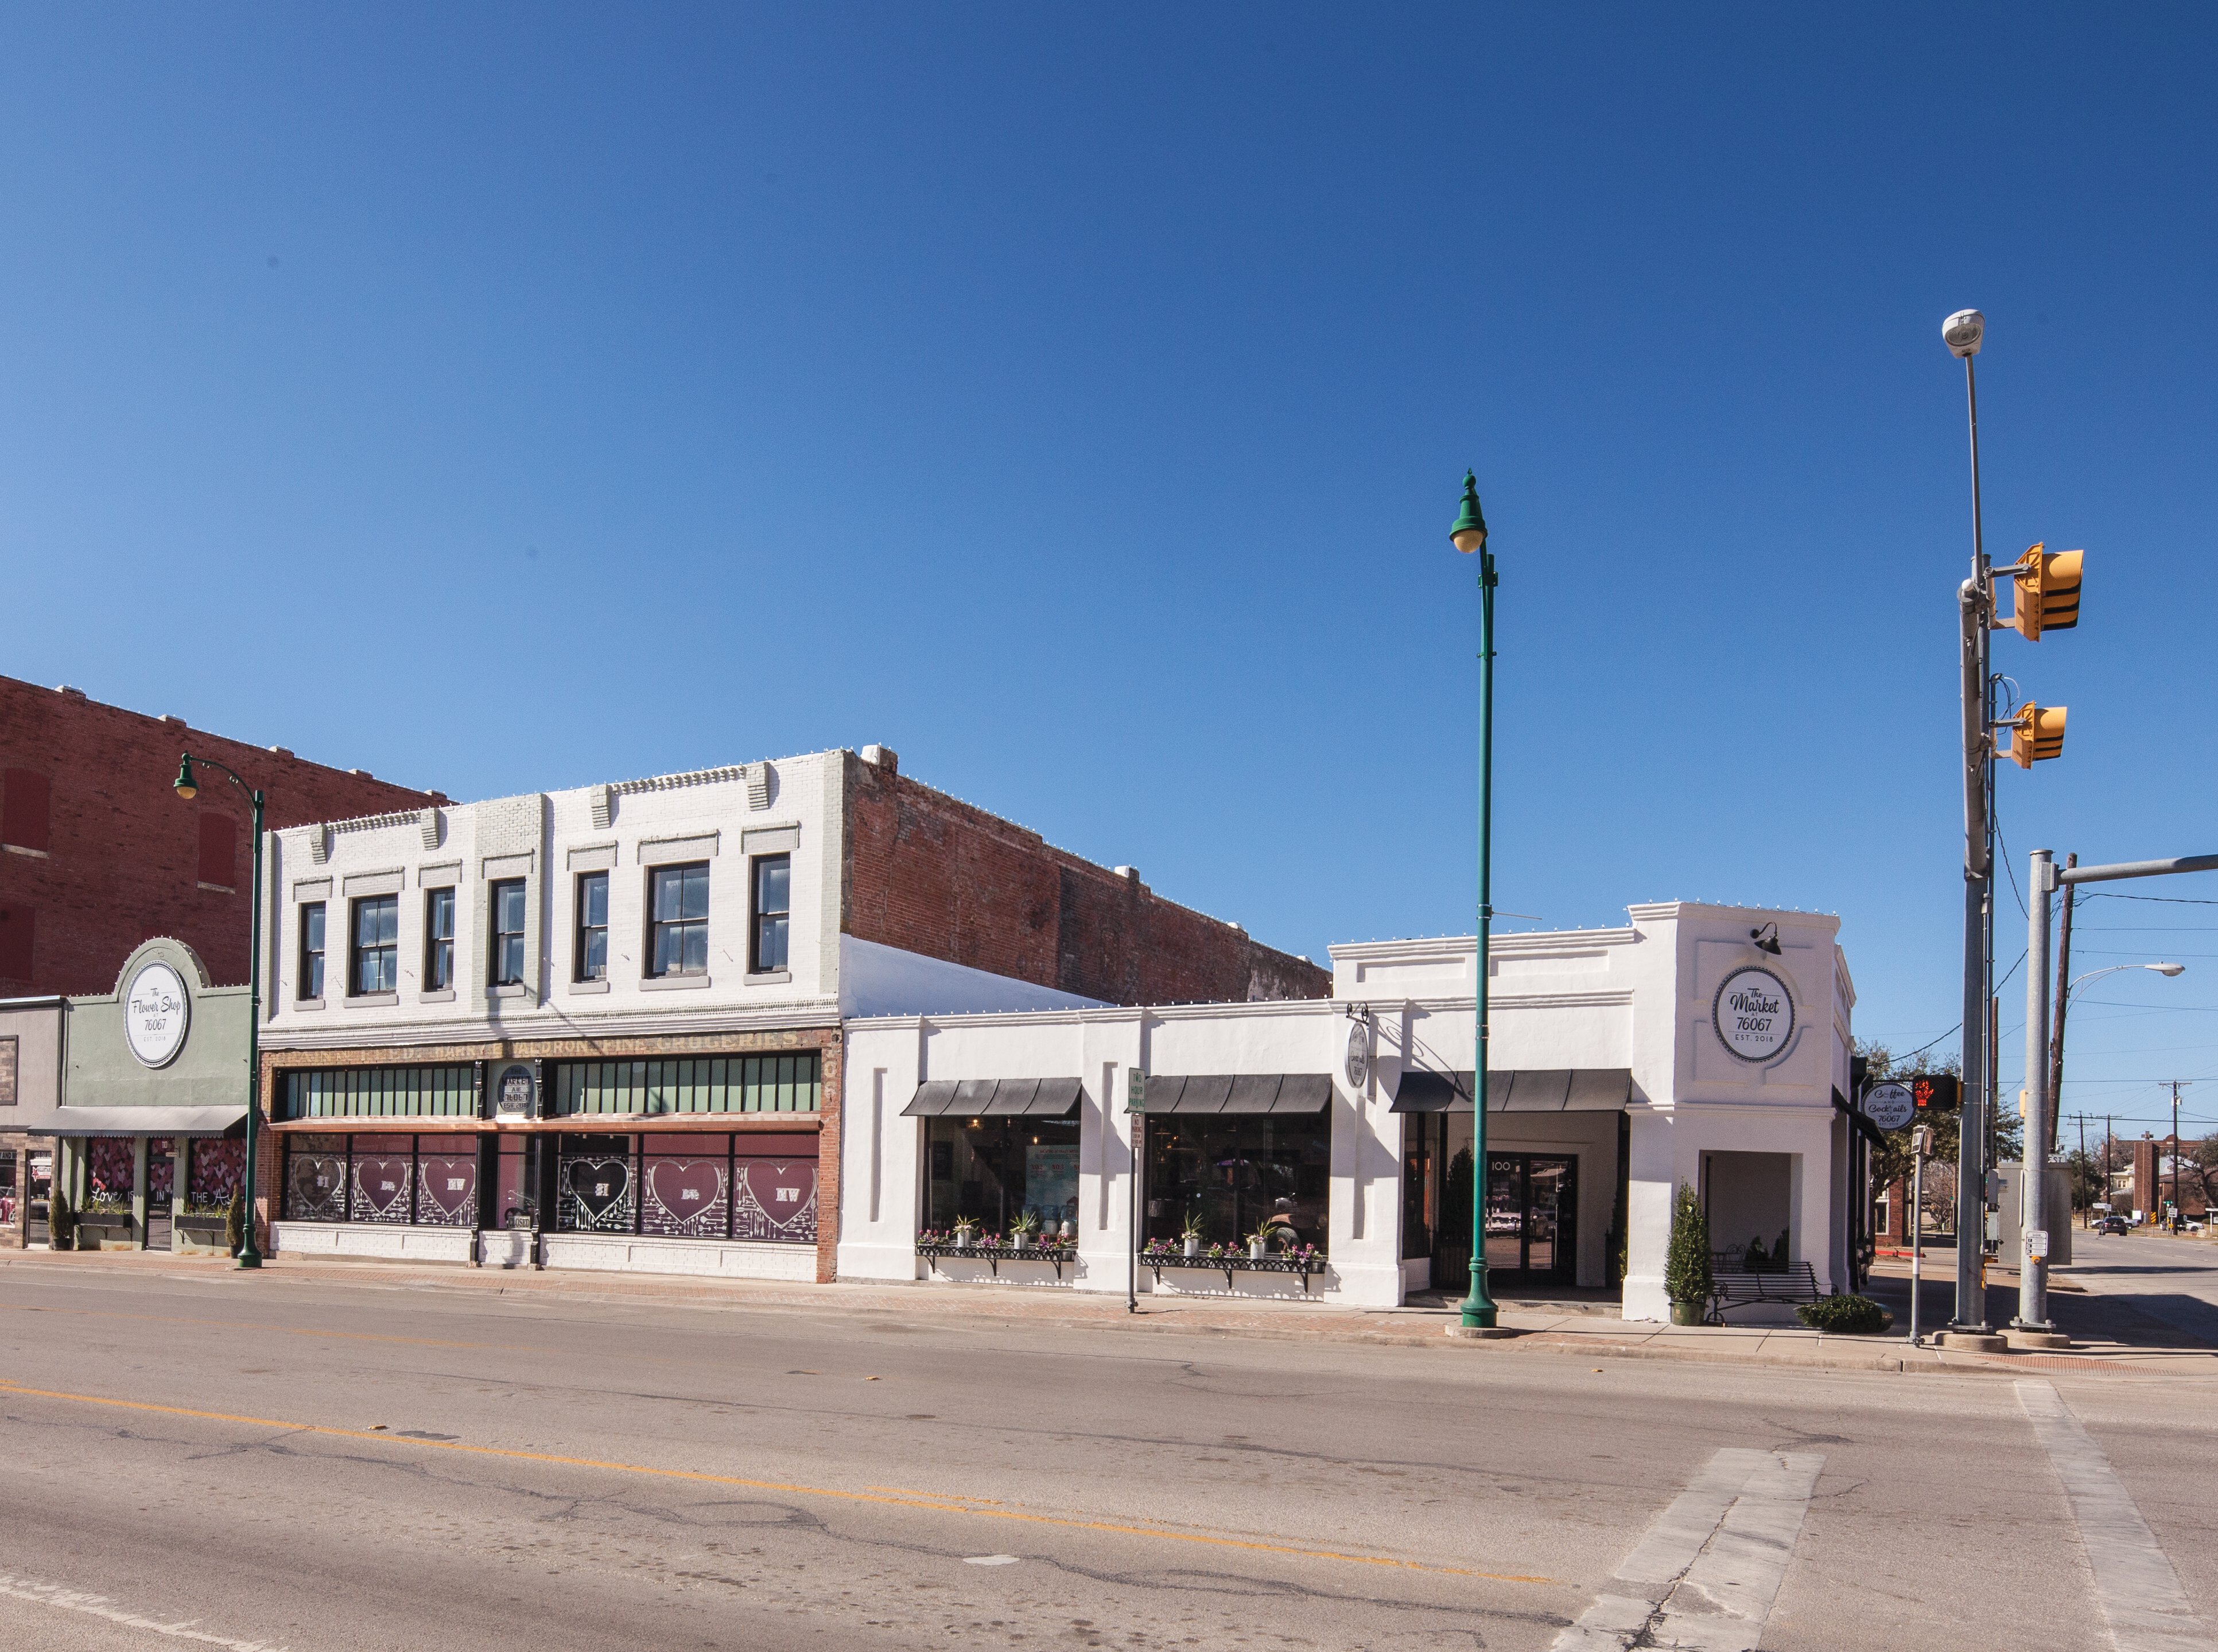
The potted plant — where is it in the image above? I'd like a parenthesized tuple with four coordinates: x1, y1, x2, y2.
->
(1664, 1181, 1712, 1326)
(953, 1216, 976, 1250)
(1009, 1208, 1040, 1251)
(46, 1190, 75, 1252)
(1246, 1214, 1293, 1260)
(225, 1190, 247, 1257)
(1181, 1210, 1206, 1258)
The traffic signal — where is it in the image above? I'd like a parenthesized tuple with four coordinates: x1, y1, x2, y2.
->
(1998, 542, 2083, 640)
(2003, 703, 2068, 769)
(1912, 1074, 1960, 1113)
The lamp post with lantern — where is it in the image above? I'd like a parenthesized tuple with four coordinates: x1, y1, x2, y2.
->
(1450, 471, 1500, 1332)
(172, 753, 265, 1269)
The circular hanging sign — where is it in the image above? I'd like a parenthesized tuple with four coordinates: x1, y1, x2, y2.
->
(1345, 1022, 1370, 1090)
(123, 959, 191, 1069)
(1712, 965, 1794, 1064)
(1862, 1080, 1916, 1131)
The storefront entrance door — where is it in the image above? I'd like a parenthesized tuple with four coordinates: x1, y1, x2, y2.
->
(1483, 1154, 1576, 1289)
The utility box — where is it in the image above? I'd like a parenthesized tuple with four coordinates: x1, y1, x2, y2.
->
(1996, 1163, 2074, 1268)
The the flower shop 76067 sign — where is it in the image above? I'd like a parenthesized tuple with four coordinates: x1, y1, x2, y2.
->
(123, 959, 192, 1070)
(1712, 965, 1794, 1064)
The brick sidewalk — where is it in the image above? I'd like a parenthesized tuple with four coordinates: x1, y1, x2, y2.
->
(5, 1248, 2211, 1381)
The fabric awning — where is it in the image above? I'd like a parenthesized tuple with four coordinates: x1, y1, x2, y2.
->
(902, 1078, 1085, 1118)
(28, 1106, 249, 1137)
(1137, 1074, 1332, 1115)
(1389, 1068, 1632, 1113)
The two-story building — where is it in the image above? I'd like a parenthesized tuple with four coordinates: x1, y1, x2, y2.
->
(837, 902, 1856, 1319)
(258, 745, 1325, 1281)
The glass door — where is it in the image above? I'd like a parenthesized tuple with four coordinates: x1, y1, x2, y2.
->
(1484, 1153, 1578, 1288)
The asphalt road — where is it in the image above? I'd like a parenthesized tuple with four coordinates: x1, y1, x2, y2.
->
(1, 1261, 2213, 1651)
(2065, 1229, 2218, 1344)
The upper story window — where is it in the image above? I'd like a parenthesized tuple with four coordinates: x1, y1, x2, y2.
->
(425, 887, 456, 990)
(2, 769, 52, 854)
(576, 872, 608, 981)
(491, 880, 527, 986)
(351, 895, 398, 996)
(196, 813, 236, 890)
(650, 862, 709, 977)
(299, 903, 326, 1001)
(751, 854, 790, 973)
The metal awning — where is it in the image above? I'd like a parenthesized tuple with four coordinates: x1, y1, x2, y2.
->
(902, 1078, 1085, 1118)
(1389, 1068, 1632, 1113)
(26, 1106, 249, 1137)
(1137, 1074, 1332, 1115)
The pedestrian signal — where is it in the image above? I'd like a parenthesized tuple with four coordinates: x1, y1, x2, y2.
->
(1997, 543, 2083, 641)
(2002, 703, 2067, 769)
(1911, 1075, 1960, 1113)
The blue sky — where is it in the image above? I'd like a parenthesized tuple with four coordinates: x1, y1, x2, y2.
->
(4, 6, 2215, 1133)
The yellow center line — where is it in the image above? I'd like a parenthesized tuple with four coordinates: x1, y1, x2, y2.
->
(0, 1379, 1555, 1586)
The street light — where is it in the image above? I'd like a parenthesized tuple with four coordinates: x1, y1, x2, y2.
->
(1450, 470, 1498, 1331)
(2069, 962, 2185, 997)
(173, 753, 266, 1269)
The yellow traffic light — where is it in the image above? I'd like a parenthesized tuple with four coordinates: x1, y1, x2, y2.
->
(2003, 703, 2068, 769)
(1997, 543, 2083, 640)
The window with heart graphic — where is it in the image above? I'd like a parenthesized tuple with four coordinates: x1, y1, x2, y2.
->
(643, 1158, 728, 1237)
(415, 1155, 478, 1225)
(735, 1159, 816, 1241)
(288, 1154, 345, 1222)
(351, 1157, 414, 1222)
(565, 1157, 633, 1227)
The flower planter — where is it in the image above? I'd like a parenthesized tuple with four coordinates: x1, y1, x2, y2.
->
(77, 1219, 137, 1251)
(1249, 1239, 1267, 1260)
(1669, 1300, 1704, 1327)
(1011, 1233, 1030, 1251)
(172, 1220, 231, 1257)
(1182, 1237, 1199, 1258)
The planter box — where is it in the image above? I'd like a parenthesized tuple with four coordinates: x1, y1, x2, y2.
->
(173, 1221, 232, 1257)
(78, 1219, 137, 1251)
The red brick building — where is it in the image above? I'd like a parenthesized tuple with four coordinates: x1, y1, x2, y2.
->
(1, 675, 446, 998)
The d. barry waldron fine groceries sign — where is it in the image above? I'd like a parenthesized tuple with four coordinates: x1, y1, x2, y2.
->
(1712, 965, 1794, 1063)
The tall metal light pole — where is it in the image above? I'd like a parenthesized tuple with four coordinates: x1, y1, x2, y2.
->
(1944, 307, 1994, 1332)
(1451, 471, 1498, 1331)
(173, 753, 265, 1269)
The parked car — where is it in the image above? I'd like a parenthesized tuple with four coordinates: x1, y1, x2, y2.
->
(2095, 1215, 2130, 1236)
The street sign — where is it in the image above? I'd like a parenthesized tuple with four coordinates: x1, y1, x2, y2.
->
(1126, 1068, 1146, 1114)
(1863, 1080, 1916, 1131)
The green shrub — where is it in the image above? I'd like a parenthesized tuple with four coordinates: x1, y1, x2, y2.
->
(225, 1189, 247, 1255)
(48, 1190, 75, 1251)
(1796, 1294, 1889, 1335)
(1664, 1183, 1712, 1305)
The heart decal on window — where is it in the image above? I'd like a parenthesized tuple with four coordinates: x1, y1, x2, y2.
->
(566, 1157, 631, 1221)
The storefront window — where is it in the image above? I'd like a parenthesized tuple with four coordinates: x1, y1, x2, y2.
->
(349, 1134, 417, 1224)
(922, 1116, 1081, 1238)
(86, 1137, 134, 1215)
(1143, 1114, 1328, 1250)
(286, 1134, 347, 1221)
(188, 1138, 244, 1213)
(415, 1137, 479, 1227)
(550, 1132, 817, 1242)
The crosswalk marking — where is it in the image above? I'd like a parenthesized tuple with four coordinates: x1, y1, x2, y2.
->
(1552, 1447, 1823, 1651)
(2018, 1380, 2209, 1652)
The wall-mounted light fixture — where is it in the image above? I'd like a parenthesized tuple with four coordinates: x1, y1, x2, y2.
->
(1750, 922, 1783, 957)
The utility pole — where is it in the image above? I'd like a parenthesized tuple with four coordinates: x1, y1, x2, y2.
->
(2171, 1082, 2188, 1231)
(2017, 848, 2054, 1332)
(2050, 853, 2077, 1151)
(2076, 1113, 2088, 1226)
(1947, 308, 1994, 1334)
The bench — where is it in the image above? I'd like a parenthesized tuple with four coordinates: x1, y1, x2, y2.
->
(1705, 1259, 1821, 1324)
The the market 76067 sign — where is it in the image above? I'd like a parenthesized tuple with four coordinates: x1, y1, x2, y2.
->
(1712, 965, 1794, 1064)
(123, 959, 191, 1069)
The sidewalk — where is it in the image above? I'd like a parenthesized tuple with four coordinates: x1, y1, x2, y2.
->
(5, 1247, 2212, 1380)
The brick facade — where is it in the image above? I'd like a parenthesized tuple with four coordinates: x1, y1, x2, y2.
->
(840, 749, 1326, 1005)
(0, 675, 444, 997)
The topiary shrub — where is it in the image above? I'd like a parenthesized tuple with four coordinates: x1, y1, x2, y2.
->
(1664, 1182, 1712, 1308)
(48, 1190, 76, 1251)
(1797, 1294, 1889, 1335)
(225, 1189, 247, 1255)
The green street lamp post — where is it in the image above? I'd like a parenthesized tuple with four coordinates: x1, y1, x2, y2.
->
(173, 753, 265, 1269)
(1450, 471, 1500, 1330)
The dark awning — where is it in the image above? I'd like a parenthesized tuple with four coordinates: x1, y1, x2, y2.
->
(1139, 1074, 1331, 1115)
(28, 1106, 249, 1137)
(902, 1078, 1085, 1118)
(1389, 1068, 1632, 1113)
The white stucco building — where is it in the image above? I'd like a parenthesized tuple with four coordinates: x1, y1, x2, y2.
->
(838, 901, 1856, 1319)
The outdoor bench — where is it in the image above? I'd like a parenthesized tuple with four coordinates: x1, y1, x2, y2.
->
(1705, 1259, 1821, 1324)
